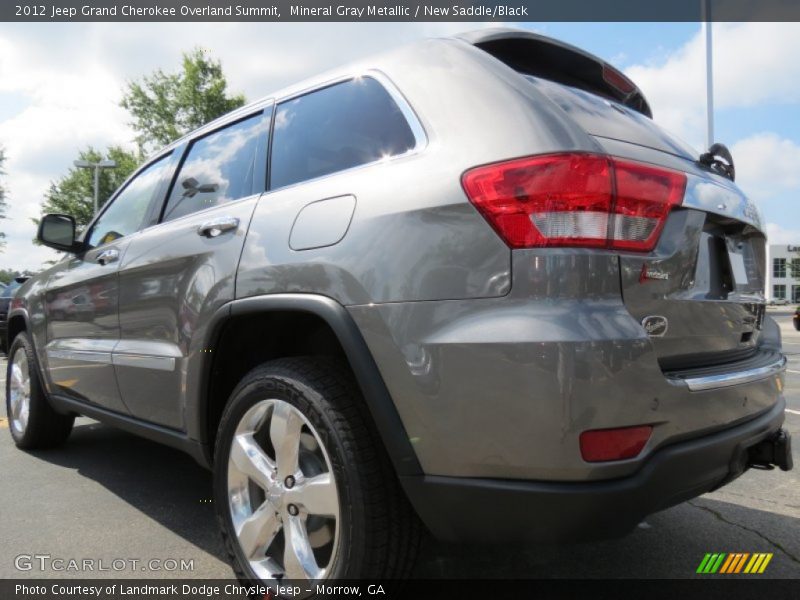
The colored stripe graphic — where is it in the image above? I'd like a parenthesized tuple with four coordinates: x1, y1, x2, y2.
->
(698, 553, 727, 573)
(719, 554, 735, 573)
(744, 554, 760, 573)
(759, 554, 773, 573)
(697, 554, 713, 573)
(699, 553, 773, 574)
(734, 553, 749, 573)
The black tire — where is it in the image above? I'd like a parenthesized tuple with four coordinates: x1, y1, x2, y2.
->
(5, 332, 74, 449)
(213, 356, 421, 587)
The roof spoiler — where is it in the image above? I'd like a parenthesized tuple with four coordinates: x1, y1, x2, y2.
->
(457, 28, 653, 119)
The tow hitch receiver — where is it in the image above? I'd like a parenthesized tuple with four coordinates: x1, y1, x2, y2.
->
(748, 429, 793, 471)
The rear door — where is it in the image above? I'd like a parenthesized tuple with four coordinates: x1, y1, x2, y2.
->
(114, 106, 271, 430)
(43, 154, 174, 412)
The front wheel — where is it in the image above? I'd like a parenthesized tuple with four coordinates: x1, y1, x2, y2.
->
(213, 357, 420, 588)
(5, 332, 74, 449)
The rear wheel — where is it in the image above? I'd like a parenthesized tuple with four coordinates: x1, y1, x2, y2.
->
(214, 357, 420, 589)
(5, 332, 74, 449)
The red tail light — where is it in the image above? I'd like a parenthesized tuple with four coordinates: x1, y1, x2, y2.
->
(579, 425, 653, 462)
(461, 153, 686, 252)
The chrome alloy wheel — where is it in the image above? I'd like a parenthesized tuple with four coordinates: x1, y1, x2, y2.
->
(227, 399, 340, 582)
(8, 346, 31, 436)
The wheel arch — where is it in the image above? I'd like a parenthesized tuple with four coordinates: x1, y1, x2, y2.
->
(194, 294, 422, 477)
(7, 310, 29, 350)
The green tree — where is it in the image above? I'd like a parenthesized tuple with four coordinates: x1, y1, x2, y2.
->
(40, 146, 139, 230)
(0, 268, 36, 285)
(0, 146, 8, 251)
(121, 48, 246, 153)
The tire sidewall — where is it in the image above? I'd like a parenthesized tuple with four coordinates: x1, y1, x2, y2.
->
(213, 366, 364, 585)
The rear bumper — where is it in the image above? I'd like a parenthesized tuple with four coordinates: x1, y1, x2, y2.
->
(401, 396, 788, 542)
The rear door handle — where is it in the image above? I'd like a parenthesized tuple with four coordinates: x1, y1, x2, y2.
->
(197, 217, 239, 238)
(96, 248, 119, 265)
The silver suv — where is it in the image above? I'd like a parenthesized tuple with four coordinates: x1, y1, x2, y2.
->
(5, 29, 793, 584)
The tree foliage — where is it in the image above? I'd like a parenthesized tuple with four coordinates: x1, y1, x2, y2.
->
(121, 48, 246, 153)
(40, 146, 139, 230)
(0, 268, 36, 285)
(38, 48, 245, 238)
(0, 146, 7, 251)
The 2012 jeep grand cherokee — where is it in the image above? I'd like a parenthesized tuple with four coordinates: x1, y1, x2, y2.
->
(5, 29, 793, 584)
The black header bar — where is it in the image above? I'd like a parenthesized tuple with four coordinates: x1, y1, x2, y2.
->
(4, 0, 800, 23)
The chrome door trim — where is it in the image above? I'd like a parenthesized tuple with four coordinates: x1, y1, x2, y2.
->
(112, 339, 182, 372)
(670, 355, 786, 392)
(45, 338, 181, 372)
(46, 349, 112, 364)
(112, 354, 176, 372)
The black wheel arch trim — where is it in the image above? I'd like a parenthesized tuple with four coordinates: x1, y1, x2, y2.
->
(6, 307, 31, 349)
(194, 293, 423, 476)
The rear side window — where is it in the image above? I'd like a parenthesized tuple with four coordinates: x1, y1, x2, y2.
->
(270, 77, 417, 189)
(163, 113, 264, 222)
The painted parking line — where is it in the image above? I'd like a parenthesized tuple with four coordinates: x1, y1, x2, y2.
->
(786, 409, 800, 416)
(786, 369, 800, 374)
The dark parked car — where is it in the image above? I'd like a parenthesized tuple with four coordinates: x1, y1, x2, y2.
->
(0, 277, 28, 353)
(4, 29, 793, 587)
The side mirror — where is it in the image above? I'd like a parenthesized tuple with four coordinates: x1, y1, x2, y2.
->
(37, 214, 82, 253)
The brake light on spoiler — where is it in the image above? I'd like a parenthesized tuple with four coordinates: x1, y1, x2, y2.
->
(462, 153, 686, 252)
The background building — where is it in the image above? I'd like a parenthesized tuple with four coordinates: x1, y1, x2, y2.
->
(766, 244, 800, 303)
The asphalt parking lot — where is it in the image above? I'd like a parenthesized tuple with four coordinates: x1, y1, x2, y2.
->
(1, 309, 798, 580)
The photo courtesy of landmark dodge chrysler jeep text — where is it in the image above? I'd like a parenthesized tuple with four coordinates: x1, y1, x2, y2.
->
(5, 29, 793, 586)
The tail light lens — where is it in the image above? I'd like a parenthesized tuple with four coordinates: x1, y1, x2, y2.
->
(579, 425, 653, 462)
(462, 153, 686, 252)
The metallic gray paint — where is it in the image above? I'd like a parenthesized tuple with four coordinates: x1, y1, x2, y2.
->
(115, 194, 261, 430)
(8, 31, 785, 492)
(42, 242, 130, 413)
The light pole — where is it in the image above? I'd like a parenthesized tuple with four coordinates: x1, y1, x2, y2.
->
(73, 158, 117, 215)
(702, 0, 714, 148)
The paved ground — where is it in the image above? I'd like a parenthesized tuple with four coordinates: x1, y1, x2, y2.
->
(0, 309, 798, 579)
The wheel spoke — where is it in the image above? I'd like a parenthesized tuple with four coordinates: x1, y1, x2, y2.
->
(8, 371, 21, 419)
(19, 396, 30, 430)
(270, 402, 303, 480)
(282, 516, 321, 581)
(230, 433, 275, 490)
(9, 357, 28, 426)
(236, 501, 282, 559)
(286, 473, 338, 517)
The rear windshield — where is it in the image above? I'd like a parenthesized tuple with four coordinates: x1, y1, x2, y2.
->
(526, 75, 698, 160)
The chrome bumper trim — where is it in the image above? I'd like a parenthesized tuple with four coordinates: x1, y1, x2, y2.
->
(673, 355, 787, 392)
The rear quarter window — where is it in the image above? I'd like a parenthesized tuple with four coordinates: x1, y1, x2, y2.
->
(270, 77, 417, 189)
